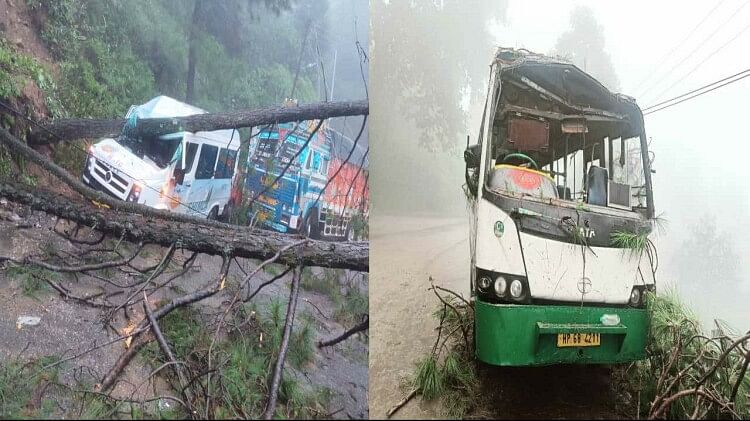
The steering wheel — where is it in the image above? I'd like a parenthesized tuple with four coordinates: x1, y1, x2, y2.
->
(501, 153, 539, 170)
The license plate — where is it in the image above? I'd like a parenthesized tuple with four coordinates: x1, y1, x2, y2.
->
(557, 332, 601, 347)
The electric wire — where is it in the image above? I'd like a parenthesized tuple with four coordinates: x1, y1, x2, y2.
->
(643, 67, 750, 110)
(643, 70, 750, 115)
(633, 0, 727, 96)
(637, 0, 750, 102)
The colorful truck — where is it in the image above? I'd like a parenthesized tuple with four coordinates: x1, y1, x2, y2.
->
(244, 120, 368, 241)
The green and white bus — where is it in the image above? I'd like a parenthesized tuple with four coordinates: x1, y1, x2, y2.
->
(465, 48, 656, 366)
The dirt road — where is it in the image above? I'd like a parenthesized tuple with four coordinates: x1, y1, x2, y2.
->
(0, 204, 367, 419)
(369, 213, 629, 419)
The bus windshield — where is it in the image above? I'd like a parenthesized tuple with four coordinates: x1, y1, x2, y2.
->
(116, 134, 182, 169)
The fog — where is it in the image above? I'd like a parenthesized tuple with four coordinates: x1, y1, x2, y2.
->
(371, 0, 750, 330)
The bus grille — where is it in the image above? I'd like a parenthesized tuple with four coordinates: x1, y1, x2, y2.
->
(92, 159, 129, 194)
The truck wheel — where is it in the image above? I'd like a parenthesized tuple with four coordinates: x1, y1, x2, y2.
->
(304, 208, 321, 239)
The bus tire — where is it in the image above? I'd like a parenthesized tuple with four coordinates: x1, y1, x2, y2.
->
(304, 208, 321, 239)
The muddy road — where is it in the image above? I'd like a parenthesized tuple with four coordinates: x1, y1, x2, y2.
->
(369, 214, 631, 419)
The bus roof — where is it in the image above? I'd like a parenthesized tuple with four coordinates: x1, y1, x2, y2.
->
(127, 96, 239, 149)
(494, 47, 644, 140)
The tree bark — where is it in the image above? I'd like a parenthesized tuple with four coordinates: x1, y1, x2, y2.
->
(27, 100, 368, 145)
(185, 0, 203, 103)
(0, 182, 368, 271)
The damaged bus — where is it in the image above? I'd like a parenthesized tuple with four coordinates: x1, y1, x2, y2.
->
(83, 96, 239, 219)
(465, 48, 656, 366)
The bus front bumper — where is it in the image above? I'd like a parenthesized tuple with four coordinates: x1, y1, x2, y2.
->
(475, 299, 649, 366)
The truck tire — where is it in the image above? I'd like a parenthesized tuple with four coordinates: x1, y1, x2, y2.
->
(304, 208, 321, 239)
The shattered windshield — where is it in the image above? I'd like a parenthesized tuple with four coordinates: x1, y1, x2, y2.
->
(115, 135, 182, 169)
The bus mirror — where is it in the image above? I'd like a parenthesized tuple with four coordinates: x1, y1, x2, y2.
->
(464, 144, 481, 169)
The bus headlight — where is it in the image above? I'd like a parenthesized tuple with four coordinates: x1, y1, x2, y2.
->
(478, 276, 492, 290)
(629, 288, 641, 307)
(510, 279, 524, 299)
(493, 276, 507, 296)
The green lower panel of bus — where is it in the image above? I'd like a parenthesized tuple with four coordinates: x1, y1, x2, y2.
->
(475, 299, 649, 366)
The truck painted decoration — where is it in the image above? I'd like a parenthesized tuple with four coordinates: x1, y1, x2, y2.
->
(466, 48, 656, 366)
(244, 120, 369, 241)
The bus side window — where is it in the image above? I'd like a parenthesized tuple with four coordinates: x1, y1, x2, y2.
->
(215, 148, 238, 179)
(195, 144, 219, 180)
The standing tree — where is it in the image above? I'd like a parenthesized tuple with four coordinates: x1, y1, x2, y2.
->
(552, 6, 620, 92)
(186, 0, 294, 103)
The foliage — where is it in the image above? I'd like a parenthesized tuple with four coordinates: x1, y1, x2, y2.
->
(552, 6, 620, 91)
(409, 290, 479, 419)
(142, 301, 320, 419)
(30, 0, 321, 120)
(0, 356, 60, 418)
(301, 268, 368, 326)
(615, 291, 750, 419)
(0, 39, 49, 101)
(7, 265, 59, 298)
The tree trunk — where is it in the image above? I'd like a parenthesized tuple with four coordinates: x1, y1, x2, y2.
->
(185, 0, 203, 103)
(26, 100, 368, 145)
(0, 182, 368, 271)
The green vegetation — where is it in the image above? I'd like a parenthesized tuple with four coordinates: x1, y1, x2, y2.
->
(0, 356, 60, 418)
(409, 291, 478, 419)
(301, 268, 368, 326)
(615, 291, 750, 420)
(0, 39, 48, 100)
(27, 0, 319, 119)
(610, 230, 649, 252)
(7, 265, 58, 298)
(141, 301, 324, 419)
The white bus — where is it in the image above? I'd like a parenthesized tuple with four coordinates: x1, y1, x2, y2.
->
(82, 95, 240, 220)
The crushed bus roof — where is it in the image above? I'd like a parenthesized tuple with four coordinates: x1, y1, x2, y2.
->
(493, 47, 644, 140)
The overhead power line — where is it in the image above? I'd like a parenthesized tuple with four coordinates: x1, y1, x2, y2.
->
(642, 67, 750, 111)
(643, 70, 750, 115)
(645, 17, 750, 105)
(637, 0, 750, 102)
(632, 0, 727, 94)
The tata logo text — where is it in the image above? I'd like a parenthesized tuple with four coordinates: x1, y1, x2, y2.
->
(578, 227, 596, 238)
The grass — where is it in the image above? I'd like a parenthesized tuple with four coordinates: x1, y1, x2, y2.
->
(614, 291, 750, 419)
(301, 268, 368, 327)
(0, 356, 60, 419)
(409, 293, 479, 419)
(142, 300, 322, 419)
(7, 265, 58, 299)
(610, 230, 649, 252)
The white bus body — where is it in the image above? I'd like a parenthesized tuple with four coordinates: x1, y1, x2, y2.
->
(82, 96, 240, 219)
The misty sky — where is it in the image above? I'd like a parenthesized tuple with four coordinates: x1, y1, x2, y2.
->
(487, 0, 750, 328)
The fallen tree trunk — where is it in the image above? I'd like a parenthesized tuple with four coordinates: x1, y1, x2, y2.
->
(28, 100, 368, 145)
(0, 182, 368, 271)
